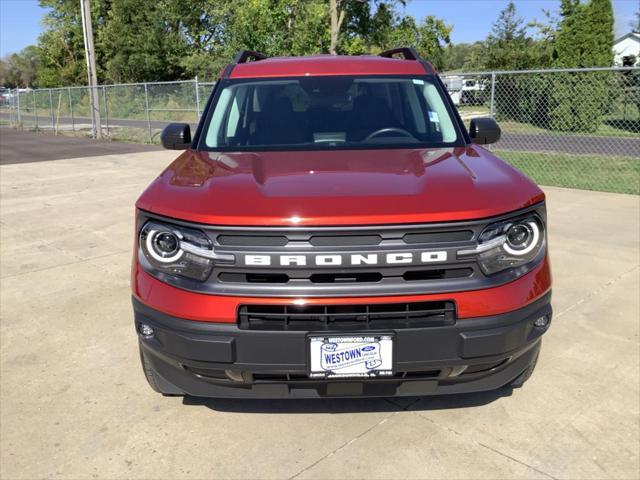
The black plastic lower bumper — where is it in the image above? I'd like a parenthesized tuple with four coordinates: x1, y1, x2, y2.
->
(133, 292, 551, 398)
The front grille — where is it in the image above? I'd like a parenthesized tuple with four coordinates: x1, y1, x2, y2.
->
(200, 221, 486, 296)
(403, 230, 473, 243)
(138, 206, 548, 297)
(218, 268, 474, 285)
(238, 301, 456, 331)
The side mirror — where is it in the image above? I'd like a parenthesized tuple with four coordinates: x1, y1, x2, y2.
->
(161, 123, 192, 150)
(469, 117, 501, 145)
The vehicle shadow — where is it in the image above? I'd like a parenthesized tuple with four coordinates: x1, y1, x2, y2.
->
(182, 385, 514, 414)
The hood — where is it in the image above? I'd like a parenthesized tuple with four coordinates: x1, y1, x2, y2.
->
(136, 146, 544, 226)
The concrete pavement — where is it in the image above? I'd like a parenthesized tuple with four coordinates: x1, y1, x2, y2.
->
(0, 131, 638, 479)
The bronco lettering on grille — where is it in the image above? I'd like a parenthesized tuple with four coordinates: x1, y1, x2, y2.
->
(243, 251, 447, 267)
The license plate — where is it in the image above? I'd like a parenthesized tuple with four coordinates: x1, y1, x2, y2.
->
(309, 335, 393, 379)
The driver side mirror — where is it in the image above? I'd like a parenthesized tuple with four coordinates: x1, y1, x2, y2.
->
(469, 117, 501, 145)
(161, 123, 192, 150)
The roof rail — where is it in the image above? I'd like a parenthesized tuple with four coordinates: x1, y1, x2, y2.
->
(379, 47, 436, 74)
(233, 50, 268, 64)
(379, 47, 420, 61)
(220, 50, 268, 79)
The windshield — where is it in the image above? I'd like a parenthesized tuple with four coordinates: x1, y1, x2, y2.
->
(202, 76, 462, 150)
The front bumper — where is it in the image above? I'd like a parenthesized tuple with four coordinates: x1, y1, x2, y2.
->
(133, 292, 551, 398)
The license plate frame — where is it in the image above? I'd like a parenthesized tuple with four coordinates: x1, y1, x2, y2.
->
(308, 334, 394, 379)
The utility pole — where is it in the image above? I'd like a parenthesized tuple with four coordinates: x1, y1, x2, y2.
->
(80, 0, 102, 139)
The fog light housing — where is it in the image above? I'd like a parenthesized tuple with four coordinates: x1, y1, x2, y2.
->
(533, 315, 550, 329)
(139, 323, 154, 337)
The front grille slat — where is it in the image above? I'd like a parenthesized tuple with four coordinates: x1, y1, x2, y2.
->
(239, 301, 456, 331)
(238, 308, 451, 319)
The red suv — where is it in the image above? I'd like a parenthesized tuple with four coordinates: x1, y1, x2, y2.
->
(132, 49, 552, 398)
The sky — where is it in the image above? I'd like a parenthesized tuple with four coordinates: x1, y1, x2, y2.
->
(0, 0, 638, 57)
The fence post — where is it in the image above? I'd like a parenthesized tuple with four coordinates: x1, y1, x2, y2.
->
(195, 76, 201, 118)
(16, 89, 21, 127)
(68, 87, 75, 132)
(33, 90, 38, 129)
(8, 89, 14, 125)
(489, 72, 496, 118)
(49, 89, 56, 134)
(144, 82, 152, 143)
(102, 86, 109, 138)
(144, 82, 151, 143)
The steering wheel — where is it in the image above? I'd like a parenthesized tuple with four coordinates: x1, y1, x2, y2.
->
(364, 127, 417, 141)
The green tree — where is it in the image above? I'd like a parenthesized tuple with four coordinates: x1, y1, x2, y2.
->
(330, 0, 407, 55)
(99, 0, 188, 83)
(443, 42, 486, 72)
(380, 15, 451, 69)
(334, 1, 450, 68)
(36, 0, 90, 86)
(30, 0, 453, 85)
(487, 2, 551, 124)
(553, 0, 613, 68)
(0, 46, 40, 88)
(485, 1, 548, 71)
(548, 0, 614, 131)
(222, 0, 329, 58)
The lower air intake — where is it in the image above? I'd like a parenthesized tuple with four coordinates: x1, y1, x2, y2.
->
(238, 301, 456, 331)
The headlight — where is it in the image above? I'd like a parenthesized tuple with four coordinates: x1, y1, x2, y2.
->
(458, 214, 546, 275)
(139, 221, 216, 281)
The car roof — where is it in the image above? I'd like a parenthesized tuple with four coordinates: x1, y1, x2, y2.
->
(229, 54, 432, 79)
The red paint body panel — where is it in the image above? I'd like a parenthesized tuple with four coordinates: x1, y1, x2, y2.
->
(230, 55, 429, 79)
(132, 255, 551, 322)
(133, 56, 550, 327)
(136, 145, 544, 227)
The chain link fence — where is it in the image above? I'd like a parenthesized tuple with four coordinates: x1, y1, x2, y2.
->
(442, 66, 639, 195)
(0, 79, 217, 144)
(1, 67, 639, 194)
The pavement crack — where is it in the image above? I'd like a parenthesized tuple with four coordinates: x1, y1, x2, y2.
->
(288, 399, 421, 479)
(478, 442, 558, 479)
(288, 412, 398, 479)
(554, 264, 639, 321)
(416, 412, 557, 479)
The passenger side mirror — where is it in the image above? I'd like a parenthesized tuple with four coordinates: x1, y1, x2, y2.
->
(469, 117, 501, 145)
(161, 123, 192, 150)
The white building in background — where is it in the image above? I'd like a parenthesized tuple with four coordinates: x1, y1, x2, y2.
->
(613, 32, 640, 66)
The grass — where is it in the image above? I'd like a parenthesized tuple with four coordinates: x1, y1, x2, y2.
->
(495, 150, 640, 195)
(453, 106, 639, 139)
(496, 120, 640, 139)
(107, 126, 162, 145)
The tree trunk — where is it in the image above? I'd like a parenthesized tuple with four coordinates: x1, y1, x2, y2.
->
(329, 0, 345, 55)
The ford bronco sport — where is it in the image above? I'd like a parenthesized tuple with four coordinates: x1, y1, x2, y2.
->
(133, 48, 552, 398)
